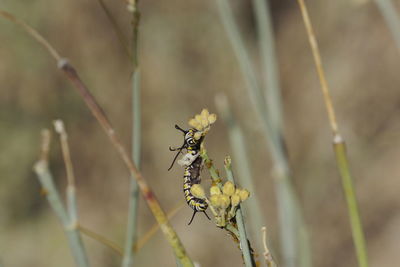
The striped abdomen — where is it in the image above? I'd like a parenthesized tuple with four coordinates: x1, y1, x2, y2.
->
(183, 156, 208, 212)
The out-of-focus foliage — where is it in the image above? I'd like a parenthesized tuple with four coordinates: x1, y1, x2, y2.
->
(1, 0, 400, 266)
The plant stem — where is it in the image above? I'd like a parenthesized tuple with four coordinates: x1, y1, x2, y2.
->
(122, 1, 141, 266)
(216, 2, 310, 266)
(224, 159, 256, 267)
(79, 225, 123, 256)
(333, 136, 368, 267)
(33, 130, 89, 267)
(296, 1, 369, 266)
(215, 94, 266, 255)
(252, 0, 283, 134)
(0, 11, 194, 267)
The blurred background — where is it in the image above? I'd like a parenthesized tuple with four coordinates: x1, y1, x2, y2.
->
(1, 0, 400, 266)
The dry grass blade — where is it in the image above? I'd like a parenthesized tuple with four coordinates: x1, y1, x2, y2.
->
(296, 1, 369, 267)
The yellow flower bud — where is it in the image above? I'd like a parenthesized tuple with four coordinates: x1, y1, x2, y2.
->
(238, 189, 250, 201)
(190, 184, 205, 199)
(220, 195, 230, 208)
(222, 181, 235, 196)
(188, 119, 201, 130)
(210, 185, 221, 196)
(201, 118, 209, 128)
(231, 194, 241, 207)
(200, 109, 209, 119)
(194, 132, 202, 140)
(210, 195, 221, 207)
(195, 114, 202, 123)
(208, 114, 217, 124)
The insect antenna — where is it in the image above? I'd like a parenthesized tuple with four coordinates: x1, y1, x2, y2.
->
(168, 143, 185, 171)
(188, 210, 197, 225)
(175, 124, 188, 134)
(203, 211, 211, 220)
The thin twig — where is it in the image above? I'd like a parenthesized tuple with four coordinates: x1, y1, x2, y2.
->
(296, 1, 369, 267)
(261, 227, 276, 267)
(134, 202, 185, 252)
(0, 11, 194, 267)
(54, 120, 78, 223)
(79, 225, 123, 256)
(295, 0, 338, 135)
(33, 130, 89, 267)
(79, 201, 185, 256)
(0, 10, 61, 61)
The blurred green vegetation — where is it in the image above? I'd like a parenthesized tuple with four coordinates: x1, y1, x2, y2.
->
(1, 0, 400, 266)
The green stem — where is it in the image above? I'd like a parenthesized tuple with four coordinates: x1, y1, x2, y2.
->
(200, 149, 222, 188)
(122, 1, 141, 266)
(224, 159, 256, 267)
(34, 133, 89, 267)
(252, 0, 283, 134)
(215, 94, 267, 256)
(333, 135, 369, 267)
(216, 1, 310, 266)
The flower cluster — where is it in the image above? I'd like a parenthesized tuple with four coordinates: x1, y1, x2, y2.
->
(188, 109, 217, 140)
(191, 181, 250, 227)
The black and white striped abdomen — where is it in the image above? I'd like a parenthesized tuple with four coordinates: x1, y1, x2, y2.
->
(183, 175, 208, 212)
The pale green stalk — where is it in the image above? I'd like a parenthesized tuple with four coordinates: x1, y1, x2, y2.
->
(33, 131, 89, 267)
(216, 1, 309, 266)
(215, 94, 266, 255)
(225, 159, 255, 267)
(122, 1, 141, 266)
(334, 136, 368, 267)
(252, 0, 283, 134)
(375, 0, 400, 52)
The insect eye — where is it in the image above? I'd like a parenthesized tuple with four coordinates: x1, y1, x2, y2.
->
(188, 139, 195, 145)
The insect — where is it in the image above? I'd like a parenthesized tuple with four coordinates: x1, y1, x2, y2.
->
(168, 124, 210, 225)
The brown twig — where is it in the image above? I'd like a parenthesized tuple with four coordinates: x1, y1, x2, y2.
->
(1, 10, 194, 267)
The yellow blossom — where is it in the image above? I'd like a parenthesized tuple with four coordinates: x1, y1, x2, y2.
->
(238, 189, 250, 201)
(222, 181, 235, 196)
(210, 185, 221, 196)
(231, 194, 241, 207)
(220, 195, 230, 208)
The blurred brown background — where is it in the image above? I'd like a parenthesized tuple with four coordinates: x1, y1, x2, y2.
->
(1, 0, 400, 266)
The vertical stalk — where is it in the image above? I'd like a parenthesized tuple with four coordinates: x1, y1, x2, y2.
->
(122, 1, 141, 266)
(224, 159, 255, 267)
(216, 1, 310, 266)
(375, 0, 400, 52)
(215, 94, 266, 254)
(296, 1, 369, 266)
(334, 136, 369, 267)
(33, 130, 89, 267)
(252, 0, 283, 134)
